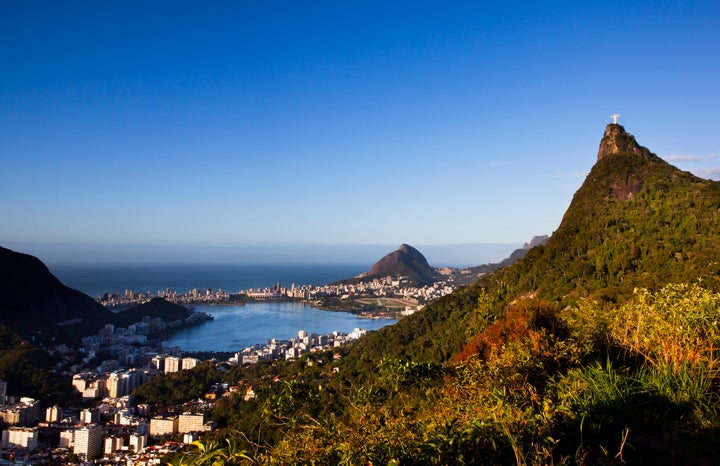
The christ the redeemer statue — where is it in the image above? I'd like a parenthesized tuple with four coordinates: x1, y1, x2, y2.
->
(610, 113, 620, 124)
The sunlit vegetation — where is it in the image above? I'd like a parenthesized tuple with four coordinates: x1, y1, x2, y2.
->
(154, 142, 720, 464)
(166, 285, 720, 464)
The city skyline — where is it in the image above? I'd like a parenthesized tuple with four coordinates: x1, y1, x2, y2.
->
(2, 1, 719, 264)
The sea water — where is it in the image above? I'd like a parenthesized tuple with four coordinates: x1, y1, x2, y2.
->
(49, 263, 369, 298)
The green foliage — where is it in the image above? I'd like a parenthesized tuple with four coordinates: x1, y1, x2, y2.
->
(172, 142, 720, 464)
(349, 152, 720, 367)
(169, 437, 254, 465)
(377, 358, 444, 392)
(132, 362, 225, 406)
(0, 324, 74, 403)
(186, 284, 720, 464)
(609, 283, 720, 371)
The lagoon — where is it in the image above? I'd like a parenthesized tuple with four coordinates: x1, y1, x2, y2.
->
(166, 301, 394, 352)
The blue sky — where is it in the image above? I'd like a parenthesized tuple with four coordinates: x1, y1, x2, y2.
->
(2, 1, 719, 266)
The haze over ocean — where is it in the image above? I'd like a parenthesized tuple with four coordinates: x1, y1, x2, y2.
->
(4, 2, 718, 263)
(49, 263, 369, 299)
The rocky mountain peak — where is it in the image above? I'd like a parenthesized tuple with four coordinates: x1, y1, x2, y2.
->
(340, 244, 437, 287)
(522, 235, 549, 250)
(597, 124, 654, 161)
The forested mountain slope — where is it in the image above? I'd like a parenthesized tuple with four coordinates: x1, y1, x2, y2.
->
(351, 124, 720, 364)
(170, 124, 720, 465)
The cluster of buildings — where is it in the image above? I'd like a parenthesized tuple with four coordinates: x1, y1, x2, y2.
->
(97, 287, 231, 308)
(0, 365, 217, 464)
(230, 328, 368, 365)
(1, 399, 212, 464)
(1, 306, 378, 464)
(0, 267, 467, 463)
(94, 272, 459, 317)
(310, 275, 456, 304)
(71, 354, 198, 402)
(0, 386, 40, 428)
(243, 275, 455, 317)
(80, 314, 210, 371)
(0, 308, 217, 464)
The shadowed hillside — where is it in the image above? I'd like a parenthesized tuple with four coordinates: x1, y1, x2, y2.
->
(0, 246, 114, 343)
(0, 246, 193, 345)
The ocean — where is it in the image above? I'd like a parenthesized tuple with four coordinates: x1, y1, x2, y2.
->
(49, 263, 369, 298)
(48, 263, 395, 352)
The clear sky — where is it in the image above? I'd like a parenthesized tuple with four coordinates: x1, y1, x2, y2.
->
(2, 1, 719, 266)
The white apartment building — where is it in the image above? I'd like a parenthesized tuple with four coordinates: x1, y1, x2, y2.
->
(178, 412, 211, 433)
(72, 373, 107, 401)
(45, 405, 62, 423)
(164, 356, 180, 374)
(104, 435, 124, 455)
(74, 424, 103, 460)
(181, 357, 199, 370)
(151, 354, 165, 371)
(80, 408, 97, 424)
(129, 432, 147, 452)
(58, 429, 74, 449)
(150, 416, 178, 436)
(1, 427, 38, 451)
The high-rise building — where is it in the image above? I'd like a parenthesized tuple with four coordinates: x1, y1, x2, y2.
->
(164, 356, 180, 374)
(45, 405, 62, 423)
(151, 355, 165, 371)
(106, 373, 122, 398)
(80, 408, 97, 424)
(1, 427, 38, 451)
(74, 424, 102, 460)
(106, 370, 141, 398)
(58, 429, 74, 448)
(72, 373, 106, 401)
(129, 433, 147, 452)
(104, 435, 124, 455)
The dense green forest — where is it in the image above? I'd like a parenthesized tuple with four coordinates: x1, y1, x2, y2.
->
(143, 125, 720, 464)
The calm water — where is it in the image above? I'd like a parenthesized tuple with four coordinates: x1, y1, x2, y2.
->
(48, 263, 393, 352)
(49, 263, 368, 298)
(167, 302, 394, 352)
